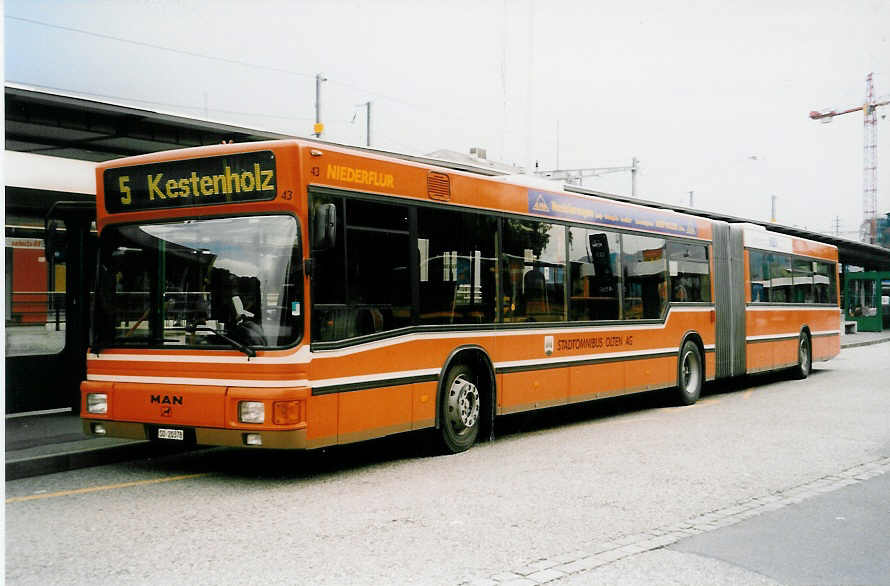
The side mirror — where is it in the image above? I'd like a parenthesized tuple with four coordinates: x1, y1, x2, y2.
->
(313, 203, 337, 250)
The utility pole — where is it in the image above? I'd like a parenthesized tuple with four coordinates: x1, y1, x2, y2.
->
(314, 73, 327, 138)
(833, 215, 842, 237)
(631, 156, 639, 197)
(688, 190, 694, 208)
(361, 101, 372, 147)
(771, 195, 777, 223)
(809, 72, 890, 244)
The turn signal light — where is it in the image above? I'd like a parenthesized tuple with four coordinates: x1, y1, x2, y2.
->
(273, 400, 303, 425)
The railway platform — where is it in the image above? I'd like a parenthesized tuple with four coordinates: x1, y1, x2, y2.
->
(6, 330, 890, 481)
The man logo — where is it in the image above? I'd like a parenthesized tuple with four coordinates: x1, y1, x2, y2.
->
(150, 394, 183, 405)
(161, 406, 172, 417)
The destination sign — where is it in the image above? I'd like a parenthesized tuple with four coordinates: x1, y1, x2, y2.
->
(528, 189, 699, 237)
(103, 151, 277, 213)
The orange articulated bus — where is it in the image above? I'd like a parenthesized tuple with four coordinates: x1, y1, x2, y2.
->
(81, 140, 841, 453)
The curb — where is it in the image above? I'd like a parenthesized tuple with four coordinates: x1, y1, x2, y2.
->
(5, 442, 192, 481)
(841, 336, 890, 349)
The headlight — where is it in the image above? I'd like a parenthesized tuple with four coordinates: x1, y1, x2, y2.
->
(86, 393, 108, 414)
(239, 401, 265, 424)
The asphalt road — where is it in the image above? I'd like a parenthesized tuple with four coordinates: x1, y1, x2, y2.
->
(6, 342, 890, 585)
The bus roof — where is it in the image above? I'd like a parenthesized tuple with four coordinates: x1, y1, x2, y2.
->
(95, 138, 838, 261)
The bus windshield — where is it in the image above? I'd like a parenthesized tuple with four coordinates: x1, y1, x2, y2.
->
(93, 215, 302, 351)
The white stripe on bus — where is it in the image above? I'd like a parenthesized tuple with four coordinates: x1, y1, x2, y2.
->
(87, 374, 310, 387)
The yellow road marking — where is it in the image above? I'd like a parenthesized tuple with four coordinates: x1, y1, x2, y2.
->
(6, 473, 209, 503)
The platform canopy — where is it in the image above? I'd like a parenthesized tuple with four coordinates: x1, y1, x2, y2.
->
(5, 83, 294, 162)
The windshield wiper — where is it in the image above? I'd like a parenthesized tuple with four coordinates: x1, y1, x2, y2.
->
(183, 324, 256, 358)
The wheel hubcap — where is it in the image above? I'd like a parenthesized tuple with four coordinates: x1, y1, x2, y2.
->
(800, 338, 810, 371)
(682, 349, 700, 393)
(447, 375, 480, 433)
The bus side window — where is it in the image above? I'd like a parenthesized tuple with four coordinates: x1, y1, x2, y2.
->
(622, 234, 667, 319)
(813, 261, 834, 304)
(310, 196, 346, 342)
(568, 227, 621, 321)
(667, 241, 710, 303)
(417, 208, 497, 325)
(312, 196, 411, 341)
(501, 220, 566, 323)
(769, 254, 792, 303)
(749, 250, 770, 302)
(792, 258, 814, 303)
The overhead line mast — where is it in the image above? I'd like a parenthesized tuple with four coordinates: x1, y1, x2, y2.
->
(810, 73, 890, 244)
(536, 157, 640, 196)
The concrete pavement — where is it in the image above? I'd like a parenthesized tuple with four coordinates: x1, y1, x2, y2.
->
(5, 329, 890, 480)
(465, 457, 890, 585)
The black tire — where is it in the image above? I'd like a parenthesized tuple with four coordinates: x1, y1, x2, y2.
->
(794, 332, 812, 380)
(674, 340, 703, 406)
(437, 364, 481, 453)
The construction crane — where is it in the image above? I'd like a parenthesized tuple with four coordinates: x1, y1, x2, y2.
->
(809, 73, 890, 244)
(535, 157, 639, 196)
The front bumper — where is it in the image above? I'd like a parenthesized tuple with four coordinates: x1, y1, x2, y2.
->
(82, 419, 308, 449)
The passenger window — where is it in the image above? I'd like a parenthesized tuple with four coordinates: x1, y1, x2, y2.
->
(667, 241, 711, 302)
(311, 195, 411, 342)
(310, 195, 346, 307)
(502, 220, 566, 322)
(792, 259, 815, 303)
(769, 254, 792, 303)
(568, 227, 620, 320)
(622, 234, 667, 319)
(345, 229, 411, 334)
(749, 250, 770, 302)
(417, 208, 497, 324)
(814, 262, 835, 304)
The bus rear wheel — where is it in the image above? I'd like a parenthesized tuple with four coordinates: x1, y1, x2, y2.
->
(794, 332, 811, 379)
(438, 364, 481, 453)
(674, 340, 702, 406)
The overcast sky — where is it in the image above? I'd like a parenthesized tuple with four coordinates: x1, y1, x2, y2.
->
(5, 0, 889, 238)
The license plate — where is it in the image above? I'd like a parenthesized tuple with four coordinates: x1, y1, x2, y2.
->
(157, 428, 184, 441)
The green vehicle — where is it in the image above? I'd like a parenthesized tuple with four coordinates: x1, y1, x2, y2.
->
(845, 271, 890, 332)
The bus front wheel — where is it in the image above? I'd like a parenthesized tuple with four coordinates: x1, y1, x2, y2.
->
(438, 364, 481, 453)
(674, 340, 702, 406)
